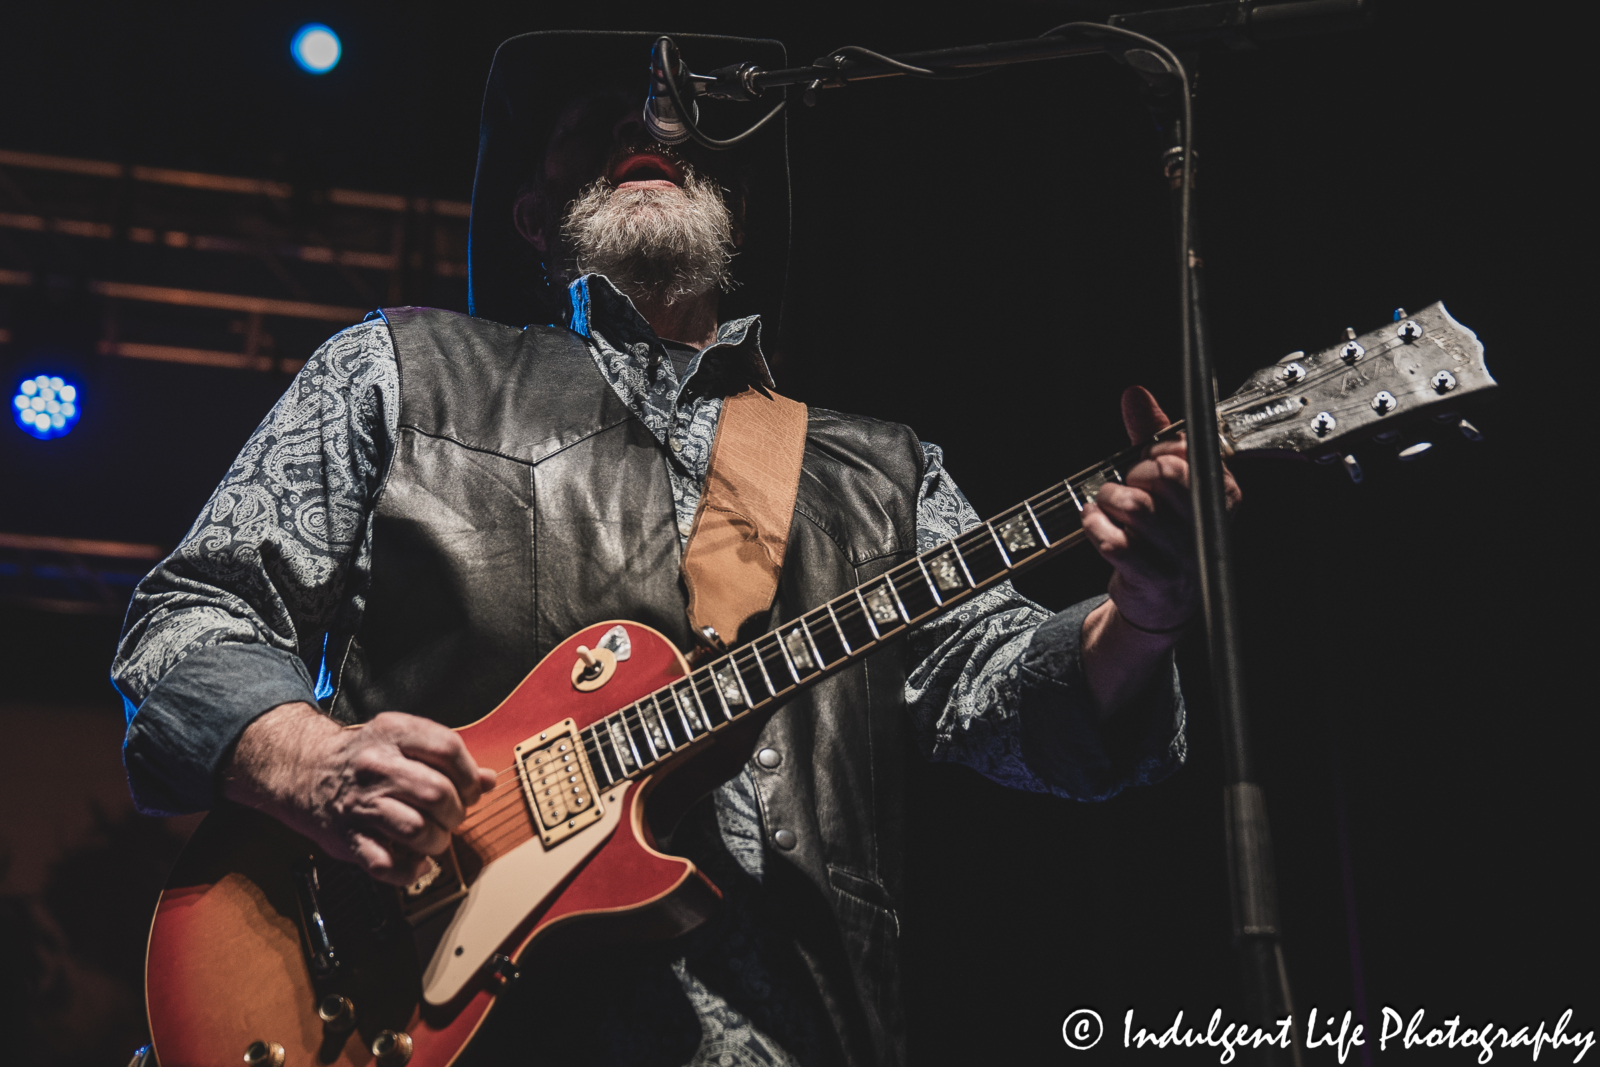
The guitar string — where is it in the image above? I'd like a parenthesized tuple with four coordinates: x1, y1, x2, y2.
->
(360, 393, 1348, 839)
(341, 465, 1173, 866)
(299, 371, 1441, 872)
(446, 481, 1097, 848)
(436, 478, 1091, 841)
(359, 392, 1386, 839)
(352, 471, 1104, 858)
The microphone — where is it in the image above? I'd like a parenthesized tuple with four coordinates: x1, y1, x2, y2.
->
(643, 38, 697, 145)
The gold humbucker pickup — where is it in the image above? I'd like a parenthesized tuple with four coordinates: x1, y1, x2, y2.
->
(515, 718, 605, 847)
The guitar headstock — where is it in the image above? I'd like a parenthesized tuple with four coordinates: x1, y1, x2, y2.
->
(1219, 302, 1494, 460)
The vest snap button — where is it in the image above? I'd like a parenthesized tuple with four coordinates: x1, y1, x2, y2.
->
(773, 829, 797, 850)
(756, 747, 782, 769)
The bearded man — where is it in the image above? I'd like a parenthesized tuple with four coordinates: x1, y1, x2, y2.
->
(114, 31, 1231, 1067)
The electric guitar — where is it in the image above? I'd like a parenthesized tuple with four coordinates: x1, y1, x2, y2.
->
(142, 303, 1493, 1067)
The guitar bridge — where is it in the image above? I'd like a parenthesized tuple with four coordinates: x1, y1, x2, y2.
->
(515, 718, 605, 847)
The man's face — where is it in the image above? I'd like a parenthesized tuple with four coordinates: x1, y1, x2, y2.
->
(514, 89, 744, 306)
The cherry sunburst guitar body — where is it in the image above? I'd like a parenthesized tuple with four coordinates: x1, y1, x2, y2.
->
(143, 304, 1495, 1067)
(145, 621, 725, 1067)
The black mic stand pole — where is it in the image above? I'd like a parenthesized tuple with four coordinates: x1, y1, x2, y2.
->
(666, 9, 1375, 1060)
(1133, 50, 1302, 1067)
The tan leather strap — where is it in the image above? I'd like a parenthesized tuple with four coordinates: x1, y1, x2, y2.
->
(681, 386, 809, 647)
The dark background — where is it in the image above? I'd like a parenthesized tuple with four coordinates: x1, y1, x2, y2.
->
(0, 1, 1588, 1064)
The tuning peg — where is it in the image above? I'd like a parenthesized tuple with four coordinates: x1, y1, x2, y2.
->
(1343, 454, 1363, 483)
(1397, 441, 1433, 461)
(1458, 418, 1483, 441)
(1345, 327, 1358, 340)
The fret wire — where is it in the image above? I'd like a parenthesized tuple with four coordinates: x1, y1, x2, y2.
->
(585, 727, 616, 784)
(681, 676, 711, 731)
(669, 683, 699, 739)
(589, 721, 613, 779)
(948, 530, 985, 574)
(599, 723, 626, 781)
(554, 458, 1141, 792)
(621, 702, 655, 763)
(834, 597, 879, 655)
(853, 588, 882, 640)
(733, 645, 770, 706)
(775, 627, 802, 683)
(1031, 483, 1076, 518)
(580, 730, 606, 783)
(726, 654, 757, 712)
(984, 520, 1013, 569)
(914, 555, 944, 606)
(649, 692, 680, 750)
(798, 616, 828, 669)
(618, 714, 646, 772)
(640, 694, 672, 751)
(825, 601, 853, 655)
(751, 639, 781, 698)
(619, 704, 653, 763)
(945, 539, 978, 590)
(883, 574, 912, 625)
(1037, 491, 1083, 531)
(635, 703, 663, 763)
(701, 666, 735, 724)
(1022, 500, 1051, 547)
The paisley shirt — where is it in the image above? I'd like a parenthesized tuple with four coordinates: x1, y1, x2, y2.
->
(114, 274, 1186, 1066)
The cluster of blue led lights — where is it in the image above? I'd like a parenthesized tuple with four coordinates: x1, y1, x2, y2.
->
(13, 375, 79, 439)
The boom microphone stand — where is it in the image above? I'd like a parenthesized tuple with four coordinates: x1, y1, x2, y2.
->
(1132, 47, 1304, 1065)
(656, 5, 1367, 1060)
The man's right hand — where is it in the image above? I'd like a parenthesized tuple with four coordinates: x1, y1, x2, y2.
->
(219, 702, 497, 887)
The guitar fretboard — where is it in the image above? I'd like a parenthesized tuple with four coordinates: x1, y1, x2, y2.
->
(576, 426, 1181, 788)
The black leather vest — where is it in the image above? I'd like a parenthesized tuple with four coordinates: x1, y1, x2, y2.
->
(329, 308, 924, 1066)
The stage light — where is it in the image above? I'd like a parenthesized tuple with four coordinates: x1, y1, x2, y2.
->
(291, 24, 341, 74)
(12, 374, 80, 440)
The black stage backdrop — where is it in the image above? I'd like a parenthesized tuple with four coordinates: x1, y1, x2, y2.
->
(0, 2, 1588, 1064)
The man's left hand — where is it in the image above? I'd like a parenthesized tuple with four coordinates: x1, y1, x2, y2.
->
(1081, 385, 1242, 634)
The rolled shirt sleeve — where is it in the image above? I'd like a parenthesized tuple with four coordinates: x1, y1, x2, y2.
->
(112, 319, 397, 814)
(904, 443, 1187, 801)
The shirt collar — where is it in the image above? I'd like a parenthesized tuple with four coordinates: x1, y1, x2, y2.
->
(566, 273, 775, 393)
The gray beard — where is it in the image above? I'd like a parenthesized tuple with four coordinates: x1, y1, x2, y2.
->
(560, 171, 736, 306)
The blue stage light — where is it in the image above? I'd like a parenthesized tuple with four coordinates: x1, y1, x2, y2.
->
(291, 24, 341, 74)
(12, 374, 80, 440)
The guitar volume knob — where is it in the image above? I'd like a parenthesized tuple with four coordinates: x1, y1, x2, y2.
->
(242, 1042, 286, 1067)
(318, 993, 356, 1033)
(372, 1030, 414, 1066)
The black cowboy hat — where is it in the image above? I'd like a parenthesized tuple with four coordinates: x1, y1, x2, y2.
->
(468, 30, 790, 330)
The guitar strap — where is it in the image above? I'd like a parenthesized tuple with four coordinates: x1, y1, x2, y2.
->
(680, 385, 809, 649)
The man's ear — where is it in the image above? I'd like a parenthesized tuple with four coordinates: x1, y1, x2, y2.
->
(512, 186, 547, 254)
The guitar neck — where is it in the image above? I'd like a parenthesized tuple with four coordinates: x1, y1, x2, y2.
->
(576, 424, 1185, 788)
